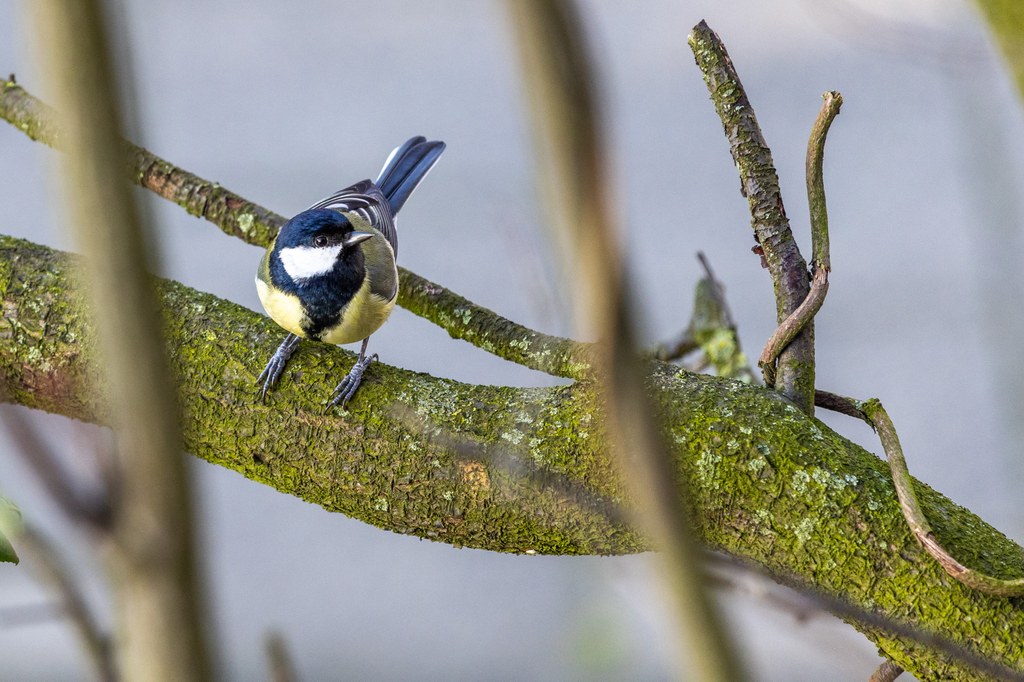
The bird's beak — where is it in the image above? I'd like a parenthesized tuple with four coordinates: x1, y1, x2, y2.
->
(343, 231, 374, 249)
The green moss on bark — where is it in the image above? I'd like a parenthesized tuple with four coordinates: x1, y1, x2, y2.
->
(3, 234, 1024, 679)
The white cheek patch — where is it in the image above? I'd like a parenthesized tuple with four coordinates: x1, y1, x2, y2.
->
(279, 245, 343, 281)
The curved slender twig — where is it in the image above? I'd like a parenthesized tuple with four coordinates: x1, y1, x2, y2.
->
(862, 399, 1024, 597)
(759, 92, 841, 387)
(759, 266, 828, 386)
(807, 91, 842, 272)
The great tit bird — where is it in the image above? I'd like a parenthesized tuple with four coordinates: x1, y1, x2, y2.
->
(256, 136, 446, 407)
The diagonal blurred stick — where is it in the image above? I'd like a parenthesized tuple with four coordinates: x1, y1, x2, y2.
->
(16, 523, 115, 682)
(508, 2, 744, 680)
(0, 398, 111, 529)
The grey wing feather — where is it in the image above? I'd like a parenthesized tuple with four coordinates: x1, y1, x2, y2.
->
(306, 180, 399, 256)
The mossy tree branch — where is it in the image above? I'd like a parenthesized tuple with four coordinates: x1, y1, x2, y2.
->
(0, 75, 594, 382)
(3, 235, 1024, 680)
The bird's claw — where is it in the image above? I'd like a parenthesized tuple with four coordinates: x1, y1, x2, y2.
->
(328, 353, 378, 410)
(257, 334, 300, 402)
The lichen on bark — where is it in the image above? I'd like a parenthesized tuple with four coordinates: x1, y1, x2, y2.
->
(2, 234, 1024, 679)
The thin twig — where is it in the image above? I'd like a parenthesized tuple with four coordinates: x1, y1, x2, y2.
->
(16, 524, 115, 681)
(651, 330, 699, 363)
(510, 3, 743, 680)
(861, 400, 1024, 597)
(697, 253, 734, 322)
(0, 400, 111, 529)
(689, 20, 815, 413)
(0, 76, 594, 382)
(812, 391, 1024, 597)
(0, 76, 279, 248)
(807, 91, 842, 272)
(759, 267, 828, 386)
(814, 389, 867, 420)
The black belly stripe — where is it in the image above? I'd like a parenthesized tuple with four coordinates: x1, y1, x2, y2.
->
(300, 275, 359, 341)
(269, 241, 366, 342)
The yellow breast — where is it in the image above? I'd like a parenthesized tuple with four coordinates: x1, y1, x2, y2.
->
(319, 277, 396, 344)
(255, 276, 308, 338)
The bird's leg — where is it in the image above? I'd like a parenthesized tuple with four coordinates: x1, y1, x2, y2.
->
(328, 337, 378, 409)
(257, 333, 301, 401)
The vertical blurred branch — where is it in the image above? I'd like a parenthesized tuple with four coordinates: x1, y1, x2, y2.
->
(506, 2, 743, 680)
(26, 1, 212, 680)
(505, 0, 616, 338)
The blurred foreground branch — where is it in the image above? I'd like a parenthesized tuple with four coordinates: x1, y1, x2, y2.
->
(27, 1, 211, 679)
(14, 524, 114, 681)
(508, 1, 740, 679)
(976, 0, 1024, 101)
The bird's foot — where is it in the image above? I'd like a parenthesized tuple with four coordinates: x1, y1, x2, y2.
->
(328, 352, 378, 409)
(257, 334, 300, 401)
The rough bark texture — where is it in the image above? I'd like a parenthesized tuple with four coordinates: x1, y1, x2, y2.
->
(0, 77, 594, 382)
(2, 235, 1024, 680)
(689, 22, 816, 414)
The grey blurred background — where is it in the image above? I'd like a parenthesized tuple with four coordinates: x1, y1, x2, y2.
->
(2, 0, 1023, 679)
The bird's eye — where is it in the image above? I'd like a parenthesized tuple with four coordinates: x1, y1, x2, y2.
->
(313, 235, 328, 248)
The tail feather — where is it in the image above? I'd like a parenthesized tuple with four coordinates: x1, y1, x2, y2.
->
(376, 137, 446, 215)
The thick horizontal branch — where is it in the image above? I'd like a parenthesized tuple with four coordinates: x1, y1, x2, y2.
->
(0, 76, 593, 381)
(2, 235, 1024, 679)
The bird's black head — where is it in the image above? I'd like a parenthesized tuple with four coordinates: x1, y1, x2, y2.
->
(272, 209, 373, 285)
